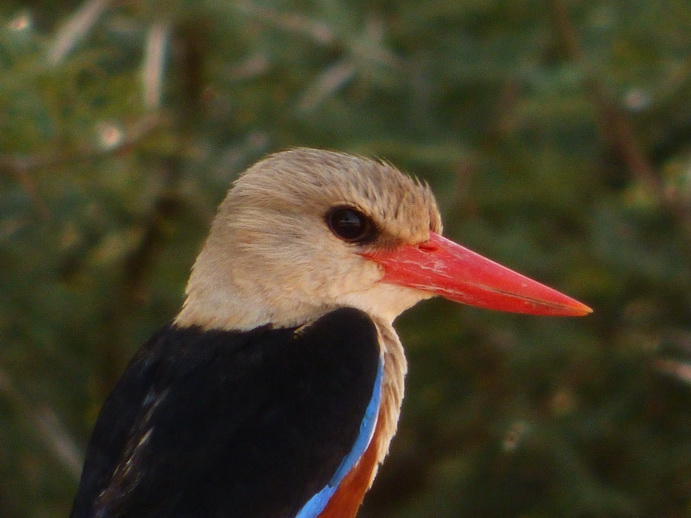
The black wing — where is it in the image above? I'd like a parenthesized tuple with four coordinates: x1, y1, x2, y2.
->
(70, 307, 380, 518)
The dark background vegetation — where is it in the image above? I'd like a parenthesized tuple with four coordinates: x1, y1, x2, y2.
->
(1, 1, 690, 516)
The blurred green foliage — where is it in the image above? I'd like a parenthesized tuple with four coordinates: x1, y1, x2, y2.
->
(1, 1, 690, 516)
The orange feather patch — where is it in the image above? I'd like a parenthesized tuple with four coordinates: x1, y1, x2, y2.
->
(318, 408, 385, 518)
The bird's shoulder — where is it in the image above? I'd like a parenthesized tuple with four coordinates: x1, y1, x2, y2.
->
(71, 307, 381, 518)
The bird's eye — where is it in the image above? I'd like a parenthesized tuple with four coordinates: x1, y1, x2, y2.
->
(326, 207, 375, 243)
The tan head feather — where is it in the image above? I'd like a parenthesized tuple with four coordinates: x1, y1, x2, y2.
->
(175, 148, 442, 331)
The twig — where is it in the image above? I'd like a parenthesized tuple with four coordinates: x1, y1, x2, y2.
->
(94, 25, 202, 398)
(142, 20, 171, 110)
(298, 58, 356, 113)
(234, 2, 401, 68)
(48, 0, 111, 66)
(0, 114, 166, 218)
(0, 114, 166, 175)
(2, 159, 50, 219)
(96, 157, 183, 397)
(550, 0, 691, 231)
(654, 358, 691, 385)
(233, 0, 334, 45)
(0, 366, 82, 479)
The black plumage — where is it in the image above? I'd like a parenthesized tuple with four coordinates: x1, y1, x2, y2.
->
(70, 307, 380, 518)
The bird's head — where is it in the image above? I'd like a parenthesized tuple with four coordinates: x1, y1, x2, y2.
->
(176, 148, 590, 330)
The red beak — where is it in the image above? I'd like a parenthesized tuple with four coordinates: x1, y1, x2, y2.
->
(363, 232, 591, 317)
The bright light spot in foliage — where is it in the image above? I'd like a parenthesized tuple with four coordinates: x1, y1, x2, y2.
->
(624, 88, 651, 112)
(96, 122, 124, 150)
(9, 11, 32, 31)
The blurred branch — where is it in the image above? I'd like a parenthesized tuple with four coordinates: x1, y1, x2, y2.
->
(0, 114, 166, 216)
(234, 2, 400, 67)
(0, 114, 165, 174)
(353, 14, 402, 68)
(550, 0, 691, 232)
(654, 358, 691, 385)
(234, 0, 335, 45)
(0, 366, 82, 479)
(95, 22, 205, 397)
(97, 157, 184, 396)
(295, 11, 401, 114)
(1, 160, 50, 219)
(298, 58, 356, 113)
(142, 20, 171, 110)
(224, 53, 271, 82)
(48, 0, 111, 66)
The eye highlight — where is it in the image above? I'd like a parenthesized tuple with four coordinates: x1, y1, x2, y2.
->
(326, 206, 376, 244)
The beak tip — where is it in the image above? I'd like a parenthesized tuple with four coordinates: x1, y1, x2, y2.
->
(548, 297, 592, 317)
(571, 302, 594, 317)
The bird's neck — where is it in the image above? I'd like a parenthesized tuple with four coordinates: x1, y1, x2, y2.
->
(369, 317, 408, 479)
(174, 257, 335, 331)
(176, 273, 408, 466)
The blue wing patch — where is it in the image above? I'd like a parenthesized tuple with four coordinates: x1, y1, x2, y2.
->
(296, 358, 384, 518)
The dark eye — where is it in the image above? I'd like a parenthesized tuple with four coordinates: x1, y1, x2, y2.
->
(326, 206, 375, 243)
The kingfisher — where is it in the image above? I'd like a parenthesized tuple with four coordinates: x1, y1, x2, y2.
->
(70, 148, 591, 517)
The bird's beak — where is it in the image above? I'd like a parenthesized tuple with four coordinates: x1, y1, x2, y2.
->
(362, 232, 592, 316)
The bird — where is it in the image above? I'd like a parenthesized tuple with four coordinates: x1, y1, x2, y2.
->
(70, 148, 591, 518)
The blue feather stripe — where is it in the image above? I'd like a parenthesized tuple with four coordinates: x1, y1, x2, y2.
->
(295, 359, 383, 518)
